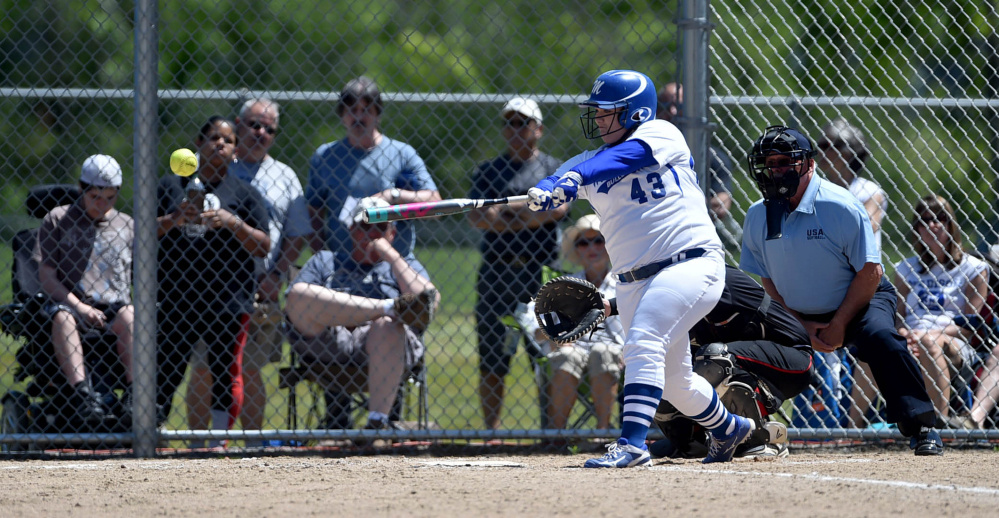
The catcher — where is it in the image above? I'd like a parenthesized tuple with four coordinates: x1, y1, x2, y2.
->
(535, 264, 813, 458)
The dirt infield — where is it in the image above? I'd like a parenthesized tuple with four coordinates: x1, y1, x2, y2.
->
(1, 449, 998, 517)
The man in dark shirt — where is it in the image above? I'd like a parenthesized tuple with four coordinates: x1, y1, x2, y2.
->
(466, 97, 568, 430)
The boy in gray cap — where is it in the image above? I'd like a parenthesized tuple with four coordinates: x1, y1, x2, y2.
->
(35, 154, 135, 425)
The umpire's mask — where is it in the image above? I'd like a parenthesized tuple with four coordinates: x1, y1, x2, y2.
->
(748, 125, 816, 240)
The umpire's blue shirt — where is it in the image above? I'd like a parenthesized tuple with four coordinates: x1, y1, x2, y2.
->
(740, 176, 881, 315)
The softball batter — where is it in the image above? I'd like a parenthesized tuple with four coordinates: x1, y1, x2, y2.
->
(528, 70, 754, 468)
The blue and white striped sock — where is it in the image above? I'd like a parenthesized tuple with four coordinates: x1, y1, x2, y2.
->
(689, 391, 737, 437)
(620, 383, 663, 446)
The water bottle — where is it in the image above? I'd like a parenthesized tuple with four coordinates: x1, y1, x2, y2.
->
(182, 177, 207, 238)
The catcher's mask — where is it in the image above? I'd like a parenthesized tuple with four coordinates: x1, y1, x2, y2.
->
(747, 125, 816, 239)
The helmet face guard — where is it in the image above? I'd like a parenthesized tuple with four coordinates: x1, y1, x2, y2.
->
(747, 125, 816, 239)
(578, 70, 656, 141)
(579, 105, 627, 139)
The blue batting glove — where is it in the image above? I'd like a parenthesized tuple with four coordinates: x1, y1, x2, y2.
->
(552, 172, 582, 207)
(527, 187, 552, 211)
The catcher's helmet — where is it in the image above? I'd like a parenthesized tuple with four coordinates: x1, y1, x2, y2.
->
(818, 117, 869, 173)
(747, 125, 816, 205)
(579, 70, 657, 140)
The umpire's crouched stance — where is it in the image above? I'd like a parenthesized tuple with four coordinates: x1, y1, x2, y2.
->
(740, 126, 942, 455)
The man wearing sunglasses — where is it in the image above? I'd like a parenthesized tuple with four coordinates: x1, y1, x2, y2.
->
(186, 98, 310, 447)
(285, 197, 439, 435)
(467, 97, 568, 432)
(740, 125, 943, 456)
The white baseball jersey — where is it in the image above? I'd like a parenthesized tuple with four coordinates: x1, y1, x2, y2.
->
(556, 119, 723, 273)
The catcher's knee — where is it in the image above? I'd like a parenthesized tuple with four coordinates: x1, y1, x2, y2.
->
(693, 342, 736, 395)
(653, 399, 708, 458)
(694, 343, 785, 447)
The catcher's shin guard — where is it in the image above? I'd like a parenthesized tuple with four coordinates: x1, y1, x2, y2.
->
(652, 399, 708, 458)
(720, 380, 771, 447)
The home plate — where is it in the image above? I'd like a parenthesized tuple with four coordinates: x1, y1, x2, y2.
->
(418, 460, 525, 468)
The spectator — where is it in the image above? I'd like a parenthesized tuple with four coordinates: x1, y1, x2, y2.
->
(306, 75, 441, 259)
(305, 76, 441, 428)
(35, 154, 134, 424)
(740, 125, 942, 455)
(285, 197, 439, 433)
(467, 97, 568, 431)
(818, 118, 887, 251)
(895, 194, 988, 424)
(967, 245, 999, 429)
(155, 116, 271, 441)
(657, 82, 740, 251)
(185, 99, 309, 447)
(524, 215, 623, 431)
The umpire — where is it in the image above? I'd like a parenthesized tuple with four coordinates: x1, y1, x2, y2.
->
(740, 125, 942, 455)
(649, 265, 814, 458)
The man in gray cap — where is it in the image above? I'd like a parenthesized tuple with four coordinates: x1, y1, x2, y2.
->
(467, 97, 568, 431)
(34, 154, 135, 425)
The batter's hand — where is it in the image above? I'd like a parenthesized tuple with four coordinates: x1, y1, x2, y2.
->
(552, 172, 582, 208)
(527, 187, 553, 212)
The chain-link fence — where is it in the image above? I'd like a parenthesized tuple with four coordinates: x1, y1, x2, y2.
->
(711, 0, 999, 439)
(2, 0, 998, 457)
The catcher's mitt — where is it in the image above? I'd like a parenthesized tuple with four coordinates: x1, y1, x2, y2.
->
(533, 276, 606, 345)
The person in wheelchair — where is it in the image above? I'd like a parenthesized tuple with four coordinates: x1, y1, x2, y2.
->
(523, 215, 624, 431)
(284, 197, 439, 432)
(34, 154, 135, 425)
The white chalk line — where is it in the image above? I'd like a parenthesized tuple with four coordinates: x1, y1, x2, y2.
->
(648, 465, 999, 497)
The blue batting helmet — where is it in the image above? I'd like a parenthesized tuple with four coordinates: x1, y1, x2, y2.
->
(579, 70, 657, 140)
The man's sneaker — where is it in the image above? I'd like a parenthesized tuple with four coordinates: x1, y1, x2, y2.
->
(945, 414, 979, 430)
(583, 438, 651, 468)
(737, 442, 789, 459)
(703, 415, 755, 464)
(910, 427, 944, 456)
(67, 381, 111, 425)
(393, 289, 437, 332)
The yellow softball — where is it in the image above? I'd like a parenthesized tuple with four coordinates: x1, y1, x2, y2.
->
(169, 148, 199, 177)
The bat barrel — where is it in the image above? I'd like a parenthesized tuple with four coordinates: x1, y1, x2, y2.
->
(363, 195, 529, 223)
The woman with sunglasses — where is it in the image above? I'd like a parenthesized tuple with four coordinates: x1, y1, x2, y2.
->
(894, 194, 989, 426)
(530, 215, 623, 433)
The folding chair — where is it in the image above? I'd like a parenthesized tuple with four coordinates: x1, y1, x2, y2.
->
(279, 337, 430, 434)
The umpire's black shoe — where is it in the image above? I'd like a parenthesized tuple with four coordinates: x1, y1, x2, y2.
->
(911, 427, 944, 456)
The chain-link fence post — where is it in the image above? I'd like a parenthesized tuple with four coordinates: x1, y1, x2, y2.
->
(680, 0, 712, 191)
(132, 0, 159, 458)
